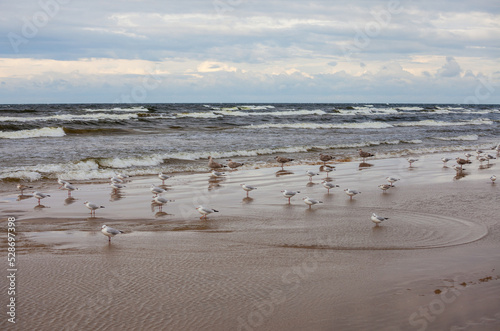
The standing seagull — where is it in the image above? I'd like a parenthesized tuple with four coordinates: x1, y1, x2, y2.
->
(319, 154, 335, 165)
(322, 181, 339, 194)
(358, 149, 374, 161)
(306, 170, 319, 182)
(152, 196, 174, 211)
(441, 157, 452, 165)
(281, 190, 300, 204)
(101, 225, 123, 243)
(62, 182, 79, 197)
(57, 178, 70, 189)
(491, 175, 497, 184)
(456, 157, 471, 169)
(323, 166, 335, 177)
(110, 176, 123, 184)
(150, 184, 166, 196)
(196, 205, 219, 219)
(110, 182, 126, 193)
(302, 197, 323, 209)
(240, 184, 257, 197)
(407, 158, 419, 167)
(208, 156, 225, 170)
(17, 184, 33, 195)
(33, 191, 50, 205)
(371, 213, 388, 226)
(344, 189, 361, 200)
(84, 201, 105, 217)
(378, 184, 391, 193)
(227, 159, 244, 170)
(386, 177, 400, 187)
(158, 172, 171, 185)
(275, 156, 294, 170)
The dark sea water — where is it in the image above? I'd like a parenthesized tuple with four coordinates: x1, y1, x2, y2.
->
(1, 103, 499, 181)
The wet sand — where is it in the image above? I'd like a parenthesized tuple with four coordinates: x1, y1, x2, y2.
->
(1, 154, 500, 330)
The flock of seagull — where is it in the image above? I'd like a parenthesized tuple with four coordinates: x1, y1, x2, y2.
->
(14, 145, 499, 242)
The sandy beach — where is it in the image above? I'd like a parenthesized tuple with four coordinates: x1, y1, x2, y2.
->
(1, 153, 500, 330)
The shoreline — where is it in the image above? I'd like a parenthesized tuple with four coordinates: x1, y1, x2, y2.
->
(1, 153, 500, 330)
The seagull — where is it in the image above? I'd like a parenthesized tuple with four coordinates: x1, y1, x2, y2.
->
(17, 184, 33, 195)
(110, 182, 126, 193)
(62, 182, 79, 196)
(158, 172, 171, 185)
(378, 184, 391, 193)
(386, 177, 400, 187)
(476, 150, 484, 158)
(487, 154, 497, 163)
(478, 156, 488, 164)
(110, 176, 123, 184)
(281, 190, 300, 204)
(306, 170, 319, 181)
(152, 196, 174, 211)
(101, 225, 124, 243)
(150, 184, 165, 196)
(371, 213, 388, 226)
(84, 201, 105, 216)
(196, 205, 219, 219)
(57, 178, 70, 189)
(323, 166, 335, 177)
(240, 184, 257, 197)
(464, 152, 473, 160)
(358, 149, 374, 161)
(302, 196, 323, 209)
(344, 189, 361, 200)
(456, 157, 471, 169)
(116, 173, 129, 180)
(208, 156, 225, 170)
(32, 191, 50, 205)
(211, 170, 226, 177)
(227, 159, 244, 169)
(407, 158, 419, 167)
(319, 153, 335, 165)
(491, 175, 497, 184)
(275, 156, 294, 170)
(321, 181, 339, 193)
(441, 157, 452, 165)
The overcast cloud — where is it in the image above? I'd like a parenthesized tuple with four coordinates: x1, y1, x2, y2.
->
(0, 0, 499, 103)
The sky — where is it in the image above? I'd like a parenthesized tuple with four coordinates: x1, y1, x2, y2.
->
(0, 0, 499, 104)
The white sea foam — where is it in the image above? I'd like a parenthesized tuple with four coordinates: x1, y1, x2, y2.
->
(0, 127, 65, 139)
(98, 155, 166, 168)
(434, 135, 479, 141)
(84, 106, 148, 112)
(175, 109, 326, 118)
(0, 113, 139, 122)
(244, 122, 394, 130)
(394, 119, 493, 127)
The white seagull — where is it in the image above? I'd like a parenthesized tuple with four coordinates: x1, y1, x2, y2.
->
(240, 184, 257, 197)
(281, 190, 300, 204)
(101, 225, 124, 242)
(407, 158, 419, 167)
(33, 191, 50, 205)
(386, 177, 400, 187)
(62, 182, 79, 196)
(158, 172, 171, 185)
(302, 196, 323, 209)
(323, 166, 335, 177)
(57, 178, 70, 189)
(491, 175, 497, 183)
(321, 181, 339, 193)
(306, 170, 320, 181)
(110, 176, 123, 184)
(17, 184, 33, 195)
(371, 213, 388, 226)
(84, 201, 105, 217)
(152, 196, 174, 211)
(344, 189, 361, 200)
(441, 157, 452, 165)
(211, 170, 226, 177)
(196, 205, 219, 219)
(150, 184, 165, 196)
(110, 182, 126, 192)
(116, 173, 129, 180)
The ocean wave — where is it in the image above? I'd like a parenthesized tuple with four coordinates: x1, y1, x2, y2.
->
(0, 127, 65, 139)
(243, 122, 394, 129)
(0, 113, 140, 123)
(394, 119, 493, 127)
(175, 109, 327, 118)
(84, 106, 149, 112)
(434, 135, 479, 141)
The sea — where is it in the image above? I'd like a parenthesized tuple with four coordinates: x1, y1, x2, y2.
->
(1, 103, 499, 182)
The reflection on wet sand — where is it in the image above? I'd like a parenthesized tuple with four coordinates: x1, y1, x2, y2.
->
(242, 197, 254, 204)
(64, 197, 77, 206)
(359, 162, 373, 169)
(276, 169, 294, 177)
